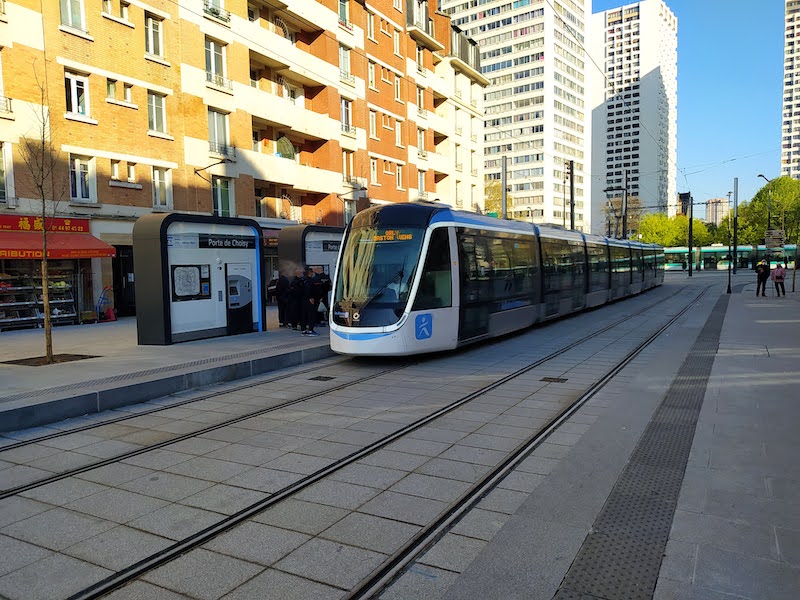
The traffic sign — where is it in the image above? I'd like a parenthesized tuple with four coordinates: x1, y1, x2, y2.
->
(765, 229, 785, 249)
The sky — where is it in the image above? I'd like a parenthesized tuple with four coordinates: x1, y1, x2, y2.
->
(591, 0, 785, 219)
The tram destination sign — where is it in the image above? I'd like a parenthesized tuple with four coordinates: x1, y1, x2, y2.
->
(765, 229, 785, 250)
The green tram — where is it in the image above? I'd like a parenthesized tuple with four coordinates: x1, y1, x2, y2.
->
(665, 245, 797, 271)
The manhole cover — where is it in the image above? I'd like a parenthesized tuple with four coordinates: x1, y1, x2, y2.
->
(541, 377, 568, 383)
(309, 376, 335, 381)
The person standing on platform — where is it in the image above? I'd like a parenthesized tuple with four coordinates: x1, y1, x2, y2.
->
(771, 262, 787, 297)
(276, 270, 290, 327)
(756, 259, 770, 297)
(287, 268, 304, 330)
(301, 267, 321, 336)
(315, 267, 332, 327)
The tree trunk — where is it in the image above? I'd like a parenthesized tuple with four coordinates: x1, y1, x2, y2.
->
(41, 236, 53, 364)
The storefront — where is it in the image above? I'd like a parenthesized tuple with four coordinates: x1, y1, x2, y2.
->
(0, 215, 116, 331)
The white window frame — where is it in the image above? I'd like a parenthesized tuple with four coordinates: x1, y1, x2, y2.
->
(106, 78, 116, 99)
(205, 37, 226, 82)
(394, 75, 401, 100)
(342, 149, 354, 181)
(111, 159, 120, 180)
(366, 12, 375, 39)
(340, 97, 352, 129)
(369, 110, 377, 137)
(60, 0, 86, 30)
(147, 91, 166, 133)
(368, 62, 376, 88)
(393, 0, 401, 10)
(123, 83, 133, 102)
(145, 13, 163, 57)
(396, 165, 403, 189)
(417, 169, 425, 193)
(127, 163, 136, 182)
(212, 175, 233, 217)
(416, 86, 424, 108)
(65, 71, 89, 116)
(370, 158, 378, 184)
(208, 108, 230, 153)
(69, 154, 97, 203)
(338, 44, 350, 76)
(395, 120, 402, 146)
(393, 30, 400, 55)
(152, 166, 171, 208)
(0, 142, 13, 205)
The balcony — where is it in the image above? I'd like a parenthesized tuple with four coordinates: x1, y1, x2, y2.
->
(209, 141, 236, 158)
(203, 0, 230, 22)
(417, 107, 427, 118)
(206, 71, 233, 90)
(0, 96, 12, 114)
(341, 122, 356, 137)
(455, 162, 463, 172)
(418, 149, 428, 159)
(338, 16, 353, 32)
(339, 69, 355, 86)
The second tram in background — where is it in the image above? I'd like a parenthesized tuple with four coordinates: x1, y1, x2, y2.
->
(329, 203, 664, 357)
(665, 245, 798, 272)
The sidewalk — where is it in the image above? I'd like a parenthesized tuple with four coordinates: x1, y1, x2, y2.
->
(0, 307, 334, 432)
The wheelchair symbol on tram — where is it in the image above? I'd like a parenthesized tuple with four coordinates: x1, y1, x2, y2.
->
(415, 314, 432, 340)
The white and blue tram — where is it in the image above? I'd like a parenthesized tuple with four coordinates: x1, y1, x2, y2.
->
(330, 203, 664, 356)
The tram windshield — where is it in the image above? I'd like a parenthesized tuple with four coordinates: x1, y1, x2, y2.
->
(333, 226, 423, 327)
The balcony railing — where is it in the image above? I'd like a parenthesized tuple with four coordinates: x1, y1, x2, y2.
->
(417, 107, 427, 118)
(418, 190, 428, 199)
(341, 123, 356, 136)
(203, 0, 230, 22)
(0, 96, 12, 114)
(455, 162, 463, 172)
(418, 149, 428, 159)
(339, 70, 355, 85)
(338, 16, 352, 31)
(206, 71, 233, 90)
(209, 141, 236, 158)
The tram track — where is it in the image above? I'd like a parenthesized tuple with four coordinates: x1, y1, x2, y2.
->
(60, 285, 707, 600)
(0, 286, 687, 501)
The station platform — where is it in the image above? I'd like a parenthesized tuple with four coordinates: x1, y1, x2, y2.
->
(0, 307, 334, 432)
(0, 273, 798, 600)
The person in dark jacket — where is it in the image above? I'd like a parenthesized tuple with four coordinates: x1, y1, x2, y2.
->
(301, 267, 321, 336)
(275, 271, 290, 326)
(315, 267, 332, 326)
(756, 259, 770, 297)
(287, 269, 304, 330)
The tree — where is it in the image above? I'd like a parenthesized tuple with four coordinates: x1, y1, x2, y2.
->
(635, 212, 711, 247)
(602, 194, 643, 238)
(17, 62, 68, 364)
(483, 178, 506, 217)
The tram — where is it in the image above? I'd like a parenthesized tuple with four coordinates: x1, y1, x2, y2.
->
(329, 203, 664, 356)
(664, 245, 797, 272)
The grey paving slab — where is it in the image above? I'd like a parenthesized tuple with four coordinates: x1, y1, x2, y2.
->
(418, 533, 487, 573)
(75, 463, 154, 486)
(274, 537, 386, 590)
(129, 503, 221, 540)
(450, 508, 511, 542)
(378, 564, 460, 600)
(414, 457, 492, 484)
(163, 455, 254, 483)
(0, 496, 51, 528)
(2, 506, 117, 550)
(262, 452, 337, 475)
(220, 568, 342, 600)
(0, 533, 52, 577)
(65, 487, 169, 523)
(0, 552, 112, 600)
(204, 521, 309, 565)
(180, 483, 266, 515)
(26, 449, 102, 472)
(218, 466, 305, 493)
(295, 479, 380, 510)
(19, 477, 109, 506)
(329, 463, 408, 489)
(658, 538, 697, 584)
(653, 578, 753, 600)
(63, 525, 172, 571)
(120, 471, 215, 502)
(37, 432, 105, 451)
(0, 443, 61, 464)
(0, 464, 56, 489)
(253, 499, 348, 535)
(104, 581, 191, 600)
(669, 508, 778, 560)
(693, 545, 799, 600)
(360, 449, 432, 471)
(76, 439, 145, 458)
(475, 488, 529, 515)
(389, 473, 471, 502)
(142, 548, 263, 600)
(437, 444, 507, 467)
(320, 512, 421, 554)
(120, 448, 196, 470)
(359, 491, 448, 526)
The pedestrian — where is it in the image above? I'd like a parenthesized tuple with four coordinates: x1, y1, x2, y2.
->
(756, 259, 770, 297)
(771, 262, 787, 297)
(276, 270, 290, 326)
(681, 260, 686, 272)
(301, 266, 320, 336)
(315, 267, 332, 327)
(287, 268, 304, 330)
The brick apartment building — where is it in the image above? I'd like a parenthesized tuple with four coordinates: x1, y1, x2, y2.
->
(0, 0, 486, 325)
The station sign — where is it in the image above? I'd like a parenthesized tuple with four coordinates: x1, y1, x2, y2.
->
(765, 229, 785, 249)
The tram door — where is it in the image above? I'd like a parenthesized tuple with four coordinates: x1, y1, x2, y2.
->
(457, 231, 490, 341)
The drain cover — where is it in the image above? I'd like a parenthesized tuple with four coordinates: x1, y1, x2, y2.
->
(309, 376, 335, 381)
(541, 376, 568, 383)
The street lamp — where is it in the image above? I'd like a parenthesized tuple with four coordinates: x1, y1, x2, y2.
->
(726, 191, 732, 294)
(757, 173, 772, 231)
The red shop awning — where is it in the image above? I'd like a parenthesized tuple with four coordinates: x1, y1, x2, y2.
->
(0, 231, 117, 260)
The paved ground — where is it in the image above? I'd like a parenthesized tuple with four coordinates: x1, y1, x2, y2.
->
(0, 272, 797, 599)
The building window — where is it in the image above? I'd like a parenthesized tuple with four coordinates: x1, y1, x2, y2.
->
(212, 176, 231, 217)
(338, 0, 349, 27)
(69, 155, 95, 203)
(205, 38, 228, 87)
(340, 97, 353, 133)
(106, 78, 117, 99)
(417, 169, 425, 194)
(367, 12, 375, 39)
(145, 13, 163, 57)
(416, 86, 425, 109)
(417, 127, 425, 149)
(394, 75, 401, 100)
(393, 0, 401, 9)
(393, 30, 400, 55)
(368, 62, 376, 88)
(111, 159, 120, 180)
(339, 44, 352, 82)
(416, 45, 424, 71)
(208, 109, 231, 156)
(395, 121, 402, 146)
(0, 143, 7, 203)
(152, 167, 170, 208)
(342, 149, 354, 181)
(370, 158, 377, 184)
(119, 1, 129, 19)
(64, 71, 89, 116)
(147, 92, 166, 133)
(127, 163, 136, 182)
(60, 0, 85, 30)
(124, 83, 133, 102)
(396, 165, 403, 189)
(369, 110, 377, 137)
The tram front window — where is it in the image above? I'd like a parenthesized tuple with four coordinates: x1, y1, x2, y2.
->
(333, 226, 423, 327)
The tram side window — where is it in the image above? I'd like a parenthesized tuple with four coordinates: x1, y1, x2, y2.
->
(457, 231, 492, 304)
(587, 242, 609, 291)
(412, 228, 452, 310)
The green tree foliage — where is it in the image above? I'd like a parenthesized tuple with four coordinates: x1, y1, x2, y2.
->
(733, 177, 800, 245)
(483, 179, 504, 216)
(636, 213, 711, 246)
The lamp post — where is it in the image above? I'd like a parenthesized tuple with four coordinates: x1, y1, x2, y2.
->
(726, 191, 732, 294)
(603, 181, 628, 239)
(757, 173, 772, 232)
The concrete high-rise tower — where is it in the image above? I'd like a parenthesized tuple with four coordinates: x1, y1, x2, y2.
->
(783, 0, 800, 177)
(440, 0, 591, 231)
(590, 0, 678, 236)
